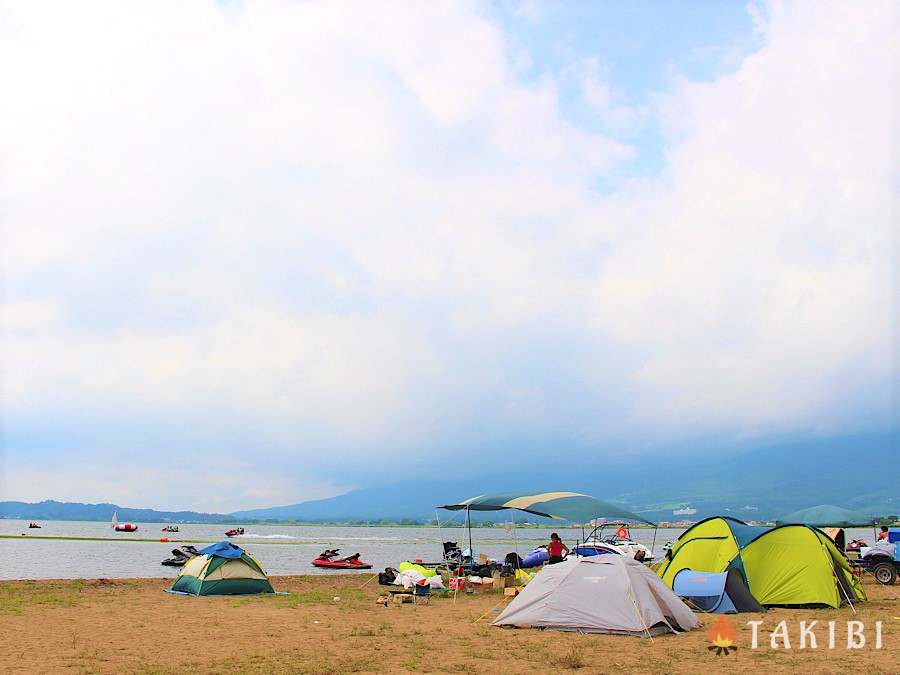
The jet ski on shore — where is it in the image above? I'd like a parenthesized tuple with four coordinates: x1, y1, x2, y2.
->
(312, 549, 372, 570)
(161, 545, 201, 567)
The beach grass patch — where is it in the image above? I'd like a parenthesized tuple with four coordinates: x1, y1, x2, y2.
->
(560, 645, 585, 670)
(0, 579, 86, 615)
(210, 649, 382, 674)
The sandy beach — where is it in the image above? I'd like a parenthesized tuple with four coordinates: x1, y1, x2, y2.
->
(1, 574, 896, 674)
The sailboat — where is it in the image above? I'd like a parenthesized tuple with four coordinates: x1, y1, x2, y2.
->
(111, 511, 138, 532)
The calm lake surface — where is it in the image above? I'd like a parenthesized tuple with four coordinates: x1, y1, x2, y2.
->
(0, 520, 876, 581)
(0, 519, 676, 580)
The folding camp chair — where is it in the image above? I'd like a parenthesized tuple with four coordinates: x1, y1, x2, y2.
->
(412, 582, 431, 605)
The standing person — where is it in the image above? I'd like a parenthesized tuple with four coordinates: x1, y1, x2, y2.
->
(547, 532, 569, 564)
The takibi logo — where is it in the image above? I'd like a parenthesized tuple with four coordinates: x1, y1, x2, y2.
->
(707, 616, 738, 656)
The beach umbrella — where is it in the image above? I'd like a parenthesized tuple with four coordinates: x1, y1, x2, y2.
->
(438, 491, 655, 525)
(438, 491, 655, 560)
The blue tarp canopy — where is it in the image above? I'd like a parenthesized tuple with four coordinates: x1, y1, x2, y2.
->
(438, 491, 655, 526)
(775, 504, 875, 528)
(199, 541, 245, 559)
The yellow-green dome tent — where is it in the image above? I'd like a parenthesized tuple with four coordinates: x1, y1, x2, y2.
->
(657, 517, 864, 608)
(169, 541, 275, 596)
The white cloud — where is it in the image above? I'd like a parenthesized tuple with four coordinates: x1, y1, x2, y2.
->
(579, 59, 647, 133)
(0, 0, 896, 509)
(592, 0, 898, 431)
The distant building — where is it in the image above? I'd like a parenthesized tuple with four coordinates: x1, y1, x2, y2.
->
(673, 505, 697, 516)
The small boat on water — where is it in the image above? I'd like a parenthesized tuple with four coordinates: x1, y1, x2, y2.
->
(28, 522, 41, 529)
(312, 549, 372, 570)
(111, 511, 138, 532)
(161, 525, 179, 532)
(225, 527, 245, 537)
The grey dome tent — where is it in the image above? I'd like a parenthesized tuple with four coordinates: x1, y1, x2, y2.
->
(672, 568, 765, 614)
(493, 556, 698, 637)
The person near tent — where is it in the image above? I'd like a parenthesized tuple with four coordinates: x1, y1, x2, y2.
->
(547, 533, 569, 564)
(878, 526, 889, 541)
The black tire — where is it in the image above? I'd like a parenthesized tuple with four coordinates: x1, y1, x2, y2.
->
(873, 562, 897, 585)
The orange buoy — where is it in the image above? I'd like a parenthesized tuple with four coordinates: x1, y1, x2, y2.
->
(160, 537, 170, 542)
(615, 526, 629, 539)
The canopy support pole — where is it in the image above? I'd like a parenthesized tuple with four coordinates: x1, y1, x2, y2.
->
(513, 512, 518, 557)
(650, 525, 659, 563)
(434, 508, 442, 542)
(466, 505, 474, 565)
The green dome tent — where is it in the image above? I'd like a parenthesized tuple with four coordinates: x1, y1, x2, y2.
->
(657, 517, 865, 608)
(775, 504, 875, 528)
(169, 541, 275, 596)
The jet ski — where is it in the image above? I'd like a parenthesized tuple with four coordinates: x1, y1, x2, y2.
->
(225, 527, 244, 537)
(161, 525, 179, 532)
(161, 545, 200, 567)
(28, 522, 41, 528)
(311, 549, 372, 569)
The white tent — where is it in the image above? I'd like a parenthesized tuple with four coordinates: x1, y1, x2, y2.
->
(493, 556, 699, 637)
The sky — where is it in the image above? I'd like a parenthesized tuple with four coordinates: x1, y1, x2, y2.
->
(1, 0, 897, 513)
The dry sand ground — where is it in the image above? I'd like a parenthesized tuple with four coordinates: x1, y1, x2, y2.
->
(0, 574, 896, 674)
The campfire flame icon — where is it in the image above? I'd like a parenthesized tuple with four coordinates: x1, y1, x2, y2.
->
(707, 616, 738, 656)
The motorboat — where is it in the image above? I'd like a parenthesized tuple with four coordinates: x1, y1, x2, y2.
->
(161, 525, 179, 533)
(312, 549, 372, 570)
(161, 545, 201, 567)
(573, 522, 653, 562)
(28, 522, 41, 528)
(225, 527, 245, 537)
(111, 512, 138, 532)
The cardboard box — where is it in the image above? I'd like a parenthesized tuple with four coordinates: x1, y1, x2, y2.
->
(392, 593, 413, 604)
(492, 574, 518, 590)
(473, 578, 494, 593)
(504, 587, 521, 597)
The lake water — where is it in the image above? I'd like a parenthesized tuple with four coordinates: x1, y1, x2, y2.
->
(0, 520, 877, 580)
(0, 519, 693, 580)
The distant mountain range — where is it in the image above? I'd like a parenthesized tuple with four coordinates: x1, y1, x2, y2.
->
(0, 500, 231, 523)
(3, 432, 896, 524)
